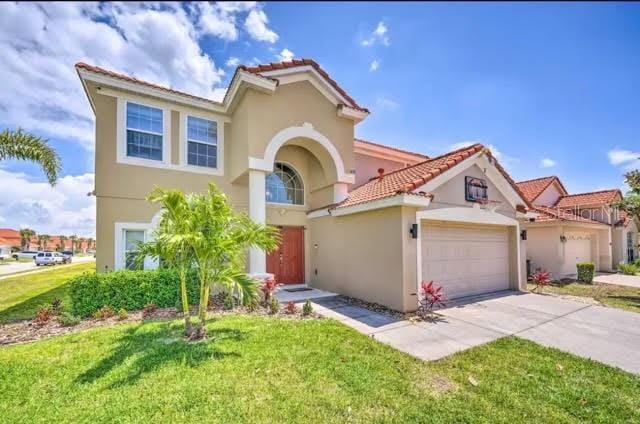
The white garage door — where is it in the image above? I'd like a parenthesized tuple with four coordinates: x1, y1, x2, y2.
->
(421, 223, 511, 300)
(562, 232, 592, 275)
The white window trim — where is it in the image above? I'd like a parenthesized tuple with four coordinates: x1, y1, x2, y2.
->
(114, 222, 158, 271)
(265, 161, 306, 207)
(118, 99, 171, 167)
(179, 112, 224, 176)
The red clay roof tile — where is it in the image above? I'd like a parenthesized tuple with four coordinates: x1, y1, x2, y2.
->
(335, 143, 530, 210)
(516, 176, 568, 203)
(554, 189, 622, 208)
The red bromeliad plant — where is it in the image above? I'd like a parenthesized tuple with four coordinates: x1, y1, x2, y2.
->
(531, 269, 552, 293)
(417, 281, 446, 320)
(259, 277, 280, 304)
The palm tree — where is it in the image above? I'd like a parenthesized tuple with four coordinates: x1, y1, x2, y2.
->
(41, 235, 51, 250)
(59, 235, 68, 252)
(86, 237, 94, 250)
(37, 235, 45, 251)
(19, 228, 35, 251)
(137, 184, 279, 339)
(0, 128, 61, 185)
(69, 235, 78, 253)
(78, 237, 86, 253)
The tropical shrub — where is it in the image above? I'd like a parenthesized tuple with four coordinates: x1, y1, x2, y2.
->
(69, 269, 200, 317)
(302, 300, 313, 316)
(93, 306, 114, 320)
(268, 297, 280, 315)
(284, 301, 297, 315)
(57, 312, 81, 327)
(619, 263, 639, 276)
(417, 281, 446, 320)
(34, 305, 53, 324)
(117, 308, 128, 320)
(142, 303, 157, 317)
(531, 269, 552, 293)
(259, 277, 280, 304)
(51, 297, 64, 314)
(223, 293, 235, 310)
(577, 262, 595, 283)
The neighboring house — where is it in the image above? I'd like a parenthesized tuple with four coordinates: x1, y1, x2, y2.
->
(0, 237, 11, 260)
(0, 229, 22, 249)
(516, 176, 639, 278)
(77, 58, 531, 312)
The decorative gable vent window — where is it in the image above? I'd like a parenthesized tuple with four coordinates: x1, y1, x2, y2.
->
(266, 162, 304, 205)
(187, 116, 217, 168)
(126, 102, 163, 161)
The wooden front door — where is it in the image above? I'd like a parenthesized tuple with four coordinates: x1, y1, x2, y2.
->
(267, 226, 304, 284)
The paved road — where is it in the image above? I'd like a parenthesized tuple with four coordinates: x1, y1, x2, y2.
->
(0, 256, 95, 277)
(307, 291, 640, 375)
(594, 272, 640, 289)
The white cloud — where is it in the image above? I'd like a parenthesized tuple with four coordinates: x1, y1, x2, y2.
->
(245, 9, 278, 43)
(225, 57, 241, 67)
(541, 158, 556, 168)
(277, 48, 295, 61)
(0, 169, 96, 237)
(369, 59, 380, 72)
(608, 149, 640, 169)
(0, 2, 279, 151)
(361, 21, 390, 47)
(375, 97, 399, 111)
(448, 141, 519, 169)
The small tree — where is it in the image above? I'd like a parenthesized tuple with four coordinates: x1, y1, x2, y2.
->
(69, 235, 78, 253)
(58, 235, 68, 252)
(616, 162, 640, 220)
(417, 281, 446, 320)
(137, 184, 279, 339)
(531, 269, 552, 293)
(0, 128, 61, 185)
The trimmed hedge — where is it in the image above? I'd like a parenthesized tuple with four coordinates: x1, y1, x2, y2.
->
(576, 262, 595, 283)
(69, 269, 200, 317)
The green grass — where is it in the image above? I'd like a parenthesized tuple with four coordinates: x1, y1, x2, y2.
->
(0, 316, 638, 423)
(0, 261, 95, 323)
(528, 282, 640, 313)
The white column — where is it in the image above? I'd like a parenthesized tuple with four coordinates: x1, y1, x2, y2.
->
(249, 169, 267, 275)
(333, 182, 349, 203)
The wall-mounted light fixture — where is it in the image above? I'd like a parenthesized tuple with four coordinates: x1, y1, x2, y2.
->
(409, 224, 418, 239)
(520, 230, 527, 241)
(560, 235, 567, 243)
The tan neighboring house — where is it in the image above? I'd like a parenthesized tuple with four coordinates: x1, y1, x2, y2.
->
(516, 176, 639, 278)
(77, 58, 531, 312)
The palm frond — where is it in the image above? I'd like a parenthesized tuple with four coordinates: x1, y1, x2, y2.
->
(0, 129, 61, 185)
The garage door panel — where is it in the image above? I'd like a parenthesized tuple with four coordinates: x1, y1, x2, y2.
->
(422, 223, 510, 300)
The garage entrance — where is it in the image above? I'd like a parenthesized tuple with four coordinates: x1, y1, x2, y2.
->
(421, 222, 511, 300)
(562, 232, 592, 275)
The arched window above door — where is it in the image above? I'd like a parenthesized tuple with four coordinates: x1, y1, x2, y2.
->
(266, 162, 304, 205)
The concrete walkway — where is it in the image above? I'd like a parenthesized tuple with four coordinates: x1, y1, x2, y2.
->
(594, 272, 640, 289)
(305, 291, 640, 375)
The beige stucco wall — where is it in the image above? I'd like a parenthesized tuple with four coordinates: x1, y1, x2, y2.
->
(354, 153, 407, 186)
(613, 220, 638, 267)
(535, 183, 563, 206)
(309, 206, 409, 312)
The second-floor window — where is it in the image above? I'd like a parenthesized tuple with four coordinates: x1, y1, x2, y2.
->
(126, 102, 163, 161)
(187, 116, 217, 168)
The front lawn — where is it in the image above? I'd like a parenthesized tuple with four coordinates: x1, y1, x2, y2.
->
(528, 281, 640, 313)
(0, 261, 95, 323)
(0, 316, 638, 423)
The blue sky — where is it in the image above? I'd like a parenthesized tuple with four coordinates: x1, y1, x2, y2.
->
(0, 2, 639, 235)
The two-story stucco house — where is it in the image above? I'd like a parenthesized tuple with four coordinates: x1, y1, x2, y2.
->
(77, 58, 532, 312)
(517, 176, 639, 278)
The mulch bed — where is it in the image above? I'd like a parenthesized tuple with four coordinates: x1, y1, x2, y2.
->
(0, 297, 321, 347)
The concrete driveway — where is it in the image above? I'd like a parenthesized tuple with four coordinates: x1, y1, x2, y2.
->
(310, 291, 640, 375)
(594, 272, 640, 289)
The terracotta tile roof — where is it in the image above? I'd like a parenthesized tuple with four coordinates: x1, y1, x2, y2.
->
(516, 176, 568, 203)
(554, 189, 622, 208)
(335, 143, 530, 210)
(354, 138, 429, 160)
(239, 59, 369, 113)
(75, 63, 221, 105)
(0, 229, 20, 239)
(0, 237, 11, 246)
(532, 206, 607, 225)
